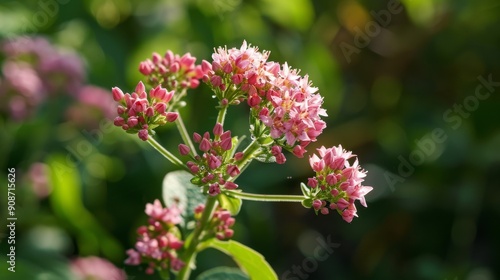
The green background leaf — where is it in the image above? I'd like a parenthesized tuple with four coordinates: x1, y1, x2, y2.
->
(47, 155, 123, 261)
(196, 266, 249, 280)
(162, 170, 207, 228)
(203, 239, 277, 280)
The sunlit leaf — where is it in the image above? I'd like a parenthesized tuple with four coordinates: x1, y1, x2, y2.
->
(196, 266, 249, 280)
(202, 239, 277, 280)
(217, 192, 242, 215)
(300, 182, 310, 197)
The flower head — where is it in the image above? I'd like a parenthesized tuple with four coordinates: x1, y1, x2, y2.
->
(139, 51, 204, 91)
(255, 64, 327, 161)
(112, 82, 178, 141)
(125, 200, 185, 274)
(203, 41, 271, 105)
(203, 42, 327, 161)
(303, 145, 372, 223)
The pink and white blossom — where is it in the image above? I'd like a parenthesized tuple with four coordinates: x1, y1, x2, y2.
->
(305, 145, 372, 223)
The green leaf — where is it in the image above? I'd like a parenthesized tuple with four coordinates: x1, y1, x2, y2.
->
(257, 136, 274, 146)
(300, 182, 310, 197)
(162, 170, 207, 228)
(217, 193, 242, 215)
(301, 198, 313, 208)
(254, 148, 276, 163)
(196, 267, 249, 280)
(202, 239, 277, 280)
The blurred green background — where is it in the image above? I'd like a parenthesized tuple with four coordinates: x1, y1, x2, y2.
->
(1, 0, 499, 279)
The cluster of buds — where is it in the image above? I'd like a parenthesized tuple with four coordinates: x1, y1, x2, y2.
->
(304, 145, 373, 223)
(112, 81, 178, 141)
(125, 200, 185, 274)
(194, 205, 235, 240)
(179, 123, 243, 196)
(139, 51, 205, 91)
(202, 41, 327, 163)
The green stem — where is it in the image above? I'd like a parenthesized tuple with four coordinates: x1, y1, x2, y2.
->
(175, 110, 197, 157)
(146, 137, 188, 171)
(178, 196, 218, 280)
(235, 138, 261, 176)
(224, 190, 304, 202)
(216, 105, 228, 127)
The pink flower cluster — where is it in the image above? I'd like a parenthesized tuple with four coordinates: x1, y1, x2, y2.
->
(125, 200, 185, 275)
(194, 205, 235, 240)
(306, 145, 372, 223)
(202, 41, 327, 162)
(139, 51, 205, 90)
(112, 81, 179, 141)
(257, 65, 327, 160)
(202, 41, 270, 102)
(0, 36, 85, 120)
(180, 123, 242, 196)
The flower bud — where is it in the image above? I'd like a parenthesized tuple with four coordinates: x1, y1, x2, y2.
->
(164, 50, 174, 64)
(178, 144, 190, 156)
(208, 155, 221, 170)
(226, 165, 240, 177)
(208, 184, 220, 196)
(293, 146, 305, 158)
(135, 81, 146, 95)
(139, 61, 153, 75)
(193, 132, 202, 143)
(224, 181, 238, 190)
(275, 153, 286, 164)
(154, 102, 167, 114)
(145, 107, 154, 117)
(336, 198, 349, 210)
(112, 87, 124, 101)
(138, 129, 148, 141)
(170, 62, 180, 73)
(213, 123, 223, 136)
(220, 138, 232, 151)
(233, 152, 244, 161)
(113, 117, 125, 126)
(201, 60, 212, 72)
(307, 177, 318, 188)
(166, 112, 178, 122)
(127, 117, 138, 127)
(223, 62, 233, 73)
(199, 138, 211, 152)
(312, 199, 322, 210)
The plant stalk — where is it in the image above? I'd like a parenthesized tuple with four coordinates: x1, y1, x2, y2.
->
(146, 137, 188, 171)
(224, 190, 304, 202)
(177, 195, 218, 280)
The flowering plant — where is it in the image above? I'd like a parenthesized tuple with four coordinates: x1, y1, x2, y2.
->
(111, 41, 373, 279)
